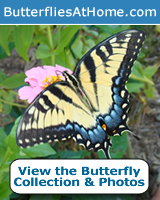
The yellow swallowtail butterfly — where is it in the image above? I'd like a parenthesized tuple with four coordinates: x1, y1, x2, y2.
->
(16, 29, 145, 158)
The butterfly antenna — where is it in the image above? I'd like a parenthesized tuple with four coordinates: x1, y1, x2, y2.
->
(55, 70, 63, 81)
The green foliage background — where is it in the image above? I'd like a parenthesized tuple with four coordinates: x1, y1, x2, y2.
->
(0, 25, 158, 199)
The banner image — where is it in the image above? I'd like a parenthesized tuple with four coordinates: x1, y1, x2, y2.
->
(0, 1, 160, 200)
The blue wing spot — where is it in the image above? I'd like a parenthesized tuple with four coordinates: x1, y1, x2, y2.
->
(59, 127, 66, 131)
(113, 94, 124, 106)
(93, 128, 99, 137)
(80, 127, 89, 140)
(74, 124, 90, 141)
(113, 87, 120, 94)
(114, 104, 123, 116)
(110, 110, 121, 124)
(120, 69, 125, 77)
(74, 124, 80, 132)
(94, 126, 105, 142)
(110, 110, 117, 119)
(53, 127, 65, 132)
(88, 130, 97, 143)
(97, 125, 105, 136)
(104, 115, 116, 129)
(66, 124, 73, 130)
(115, 77, 121, 85)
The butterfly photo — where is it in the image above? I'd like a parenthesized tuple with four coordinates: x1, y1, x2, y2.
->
(16, 29, 145, 158)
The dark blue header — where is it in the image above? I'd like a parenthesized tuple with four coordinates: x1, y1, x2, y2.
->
(0, 0, 159, 24)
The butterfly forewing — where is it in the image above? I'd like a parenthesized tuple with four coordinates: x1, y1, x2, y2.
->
(73, 29, 145, 136)
(17, 82, 75, 147)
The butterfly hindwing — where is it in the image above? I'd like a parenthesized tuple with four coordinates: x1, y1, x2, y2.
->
(16, 29, 145, 158)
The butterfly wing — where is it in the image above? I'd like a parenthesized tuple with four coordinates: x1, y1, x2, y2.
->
(72, 29, 145, 155)
(16, 81, 99, 148)
(17, 81, 111, 157)
(17, 82, 73, 147)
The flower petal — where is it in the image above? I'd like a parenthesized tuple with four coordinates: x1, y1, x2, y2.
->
(32, 85, 43, 95)
(19, 64, 73, 104)
(25, 77, 39, 87)
(25, 67, 46, 87)
(18, 86, 37, 103)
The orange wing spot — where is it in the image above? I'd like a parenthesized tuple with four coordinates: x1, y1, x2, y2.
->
(113, 130, 116, 134)
(102, 124, 107, 131)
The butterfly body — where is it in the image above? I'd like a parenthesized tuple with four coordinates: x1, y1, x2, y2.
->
(16, 29, 145, 158)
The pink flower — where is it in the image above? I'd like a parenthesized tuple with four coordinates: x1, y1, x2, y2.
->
(18, 65, 72, 103)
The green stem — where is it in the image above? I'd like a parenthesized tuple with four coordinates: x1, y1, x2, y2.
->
(9, 90, 19, 96)
(47, 26, 54, 66)
(1, 98, 27, 108)
(129, 100, 146, 126)
(57, 25, 61, 46)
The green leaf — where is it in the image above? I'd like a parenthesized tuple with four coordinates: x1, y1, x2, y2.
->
(0, 128, 7, 164)
(71, 36, 83, 59)
(143, 66, 158, 78)
(50, 150, 90, 159)
(0, 72, 26, 89)
(144, 84, 155, 98)
(0, 42, 15, 60)
(39, 25, 49, 30)
(3, 104, 11, 115)
(83, 38, 96, 53)
(0, 70, 7, 83)
(0, 196, 9, 200)
(10, 106, 23, 119)
(0, 101, 2, 112)
(0, 25, 13, 55)
(13, 25, 35, 62)
(0, 128, 7, 145)
(41, 56, 53, 66)
(126, 81, 145, 93)
(97, 150, 106, 159)
(9, 193, 21, 199)
(98, 133, 128, 159)
(29, 194, 61, 200)
(36, 44, 53, 59)
(22, 144, 56, 158)
(55, 25, 81, 54)
(4, 117, 20, 152)
(32, 32, 48, 47)
(96, 25, 131, 35)
(0, 172, 12, 199)
(137, 51, 145, 59)
(0, 90, 14, 102)
(110, 132, 128, 158)
(4, 122, 15, 135)
(131, 62, 154, 85)
(55, 54, 67, 68)
(72, 194, 134, 200)
(0, 89, 14, 114)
